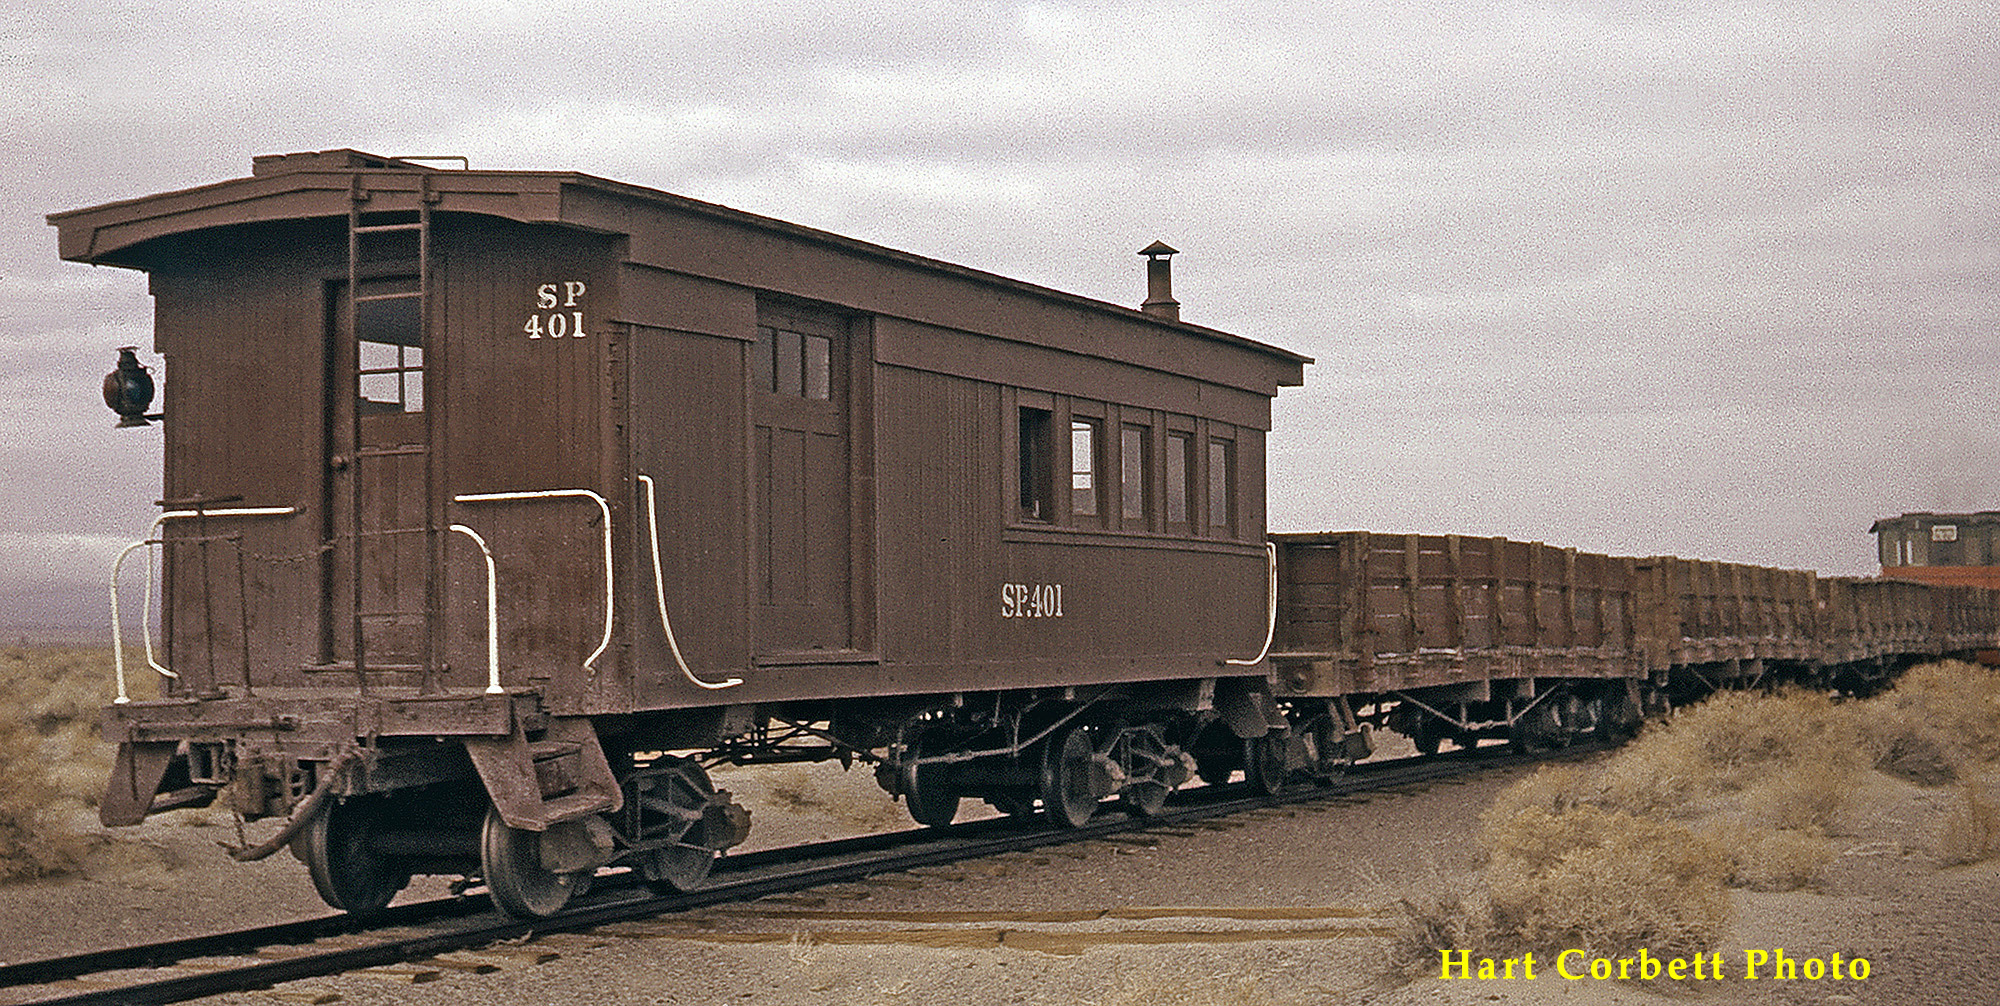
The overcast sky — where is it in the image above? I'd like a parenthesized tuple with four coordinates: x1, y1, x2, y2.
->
(4, 0, 1996, 629)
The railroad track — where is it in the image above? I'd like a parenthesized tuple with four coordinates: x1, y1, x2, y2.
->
(1, 741, 1589, 1005)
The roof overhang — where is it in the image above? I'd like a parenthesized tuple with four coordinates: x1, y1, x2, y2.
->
(51, 149, 1312, 377)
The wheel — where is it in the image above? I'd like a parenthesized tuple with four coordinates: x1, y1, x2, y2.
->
(480, 806, 584, 918)
(1117, 727, 1175, 816)
(1409, 719, 1442, 756)
(1040, 725, 1104, 829)
(1122, 781, 1169, 816)
(635, 758, 728, 893)
(645, 837, 716, 893)
(1244, 732, 1289, 796)
(291, 796, 410, 917)
(902, 729, 962, 828)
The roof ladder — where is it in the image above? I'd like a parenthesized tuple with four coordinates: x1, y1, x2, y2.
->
(344, 173, 445, 694)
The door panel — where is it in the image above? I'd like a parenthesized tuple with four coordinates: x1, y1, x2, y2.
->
(324, 277, 431, 667)
(753, 311, 850, 653)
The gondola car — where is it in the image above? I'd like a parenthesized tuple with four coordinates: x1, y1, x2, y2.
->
(52, 151, 1311, 917)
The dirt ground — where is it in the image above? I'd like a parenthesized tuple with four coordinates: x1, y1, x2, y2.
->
(2, 753, 1995, 1006)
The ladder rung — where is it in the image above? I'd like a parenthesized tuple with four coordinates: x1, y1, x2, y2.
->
(354, 222, 425, 234)
(353, 290, 423, 303)
(355, 445, 429, 457)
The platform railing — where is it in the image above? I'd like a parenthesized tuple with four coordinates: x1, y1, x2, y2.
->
(109, 507, 297, 704)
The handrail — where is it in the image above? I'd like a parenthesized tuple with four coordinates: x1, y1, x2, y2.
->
(453, 489, 614, 673)
(109, 507, 298, 704)
(1223, 542, 1279, 667)
(449, 524, 503, 694)
(638, 474, 743, 690)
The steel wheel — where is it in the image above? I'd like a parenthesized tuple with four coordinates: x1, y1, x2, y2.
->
(1040, 725, 1103, 829)
(1118, 728, 1174, 816)
(632, 757, 742, 893)
(1409, 718, 1443, 756)
(480, 806, 582, 918)
(1244, 732, 1289, 796)
(645, 836, 716, 893)
(902, 729, 962, 828)
(291, 796, 410, 917)
(1122, 781, 1169, 816)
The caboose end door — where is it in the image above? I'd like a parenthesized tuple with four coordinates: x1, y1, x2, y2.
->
(321, 262, 440, 676)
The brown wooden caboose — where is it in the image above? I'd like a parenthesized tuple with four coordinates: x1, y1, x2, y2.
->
(53, 150, 1307, 916)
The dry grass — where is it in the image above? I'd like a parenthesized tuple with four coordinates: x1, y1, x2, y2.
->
(1390, 659, 2000, 977)
(1937, 781, 2000, 867)
(1867, 660, 2000, 767)
(1699, 818, 1833, 891)
(1480, 802, 1732, 958)
(0, 645, 125, 882)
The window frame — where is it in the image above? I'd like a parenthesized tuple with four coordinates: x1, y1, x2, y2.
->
(1069, 413, 1105, 524)
(1119, 421, 1151, 528)
(1017, 405, 1055, 523)
(1206, 433, 1236, 538)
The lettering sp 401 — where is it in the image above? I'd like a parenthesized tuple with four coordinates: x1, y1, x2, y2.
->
(525, 281, 588, 339)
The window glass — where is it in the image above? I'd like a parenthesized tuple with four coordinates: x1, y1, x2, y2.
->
(1071, 419, 1100, 517)
(1166, 432, 1192, 526)
(1018, 408, 1054, 521)
(776, 329, 803, 397)
(354, 277, 422, 413)
(1121, 425, 1147, 522)
(358, 340, 421, 413)
(804, 334, 831, 400)
(1208, 438, 1234, 532)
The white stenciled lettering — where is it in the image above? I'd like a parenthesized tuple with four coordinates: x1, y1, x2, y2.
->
(526, 282, 588, 340)
(1000, 583, 1065, 619)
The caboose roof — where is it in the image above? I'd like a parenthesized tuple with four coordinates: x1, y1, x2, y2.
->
(1869, 511, 2000, 533)
(49, 149, 1310, 378)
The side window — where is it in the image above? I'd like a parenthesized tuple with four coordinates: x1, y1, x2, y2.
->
(1018, 407, 1054, 522)
(1165, 431, 1194, 530)
(1070, 418, 1102, 519)
(1120, 424, 1149, 525)
(1207, 436, 1235, 535)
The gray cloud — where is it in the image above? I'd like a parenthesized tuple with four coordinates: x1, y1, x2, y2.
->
(5, 0, 1997, 632)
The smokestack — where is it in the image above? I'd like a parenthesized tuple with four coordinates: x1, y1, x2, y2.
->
(1139, 240, 1179, 321)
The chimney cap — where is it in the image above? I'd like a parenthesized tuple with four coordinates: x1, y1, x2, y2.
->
(1139, 240, 1177, 258)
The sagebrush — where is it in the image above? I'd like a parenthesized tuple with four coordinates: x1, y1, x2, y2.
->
(1394, 659, 2000, 976)
(0, 645, 124, 881)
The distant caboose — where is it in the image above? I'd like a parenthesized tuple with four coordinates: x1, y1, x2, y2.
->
(1871, 512, 2000, 590)
(53, 150, 1308, 916)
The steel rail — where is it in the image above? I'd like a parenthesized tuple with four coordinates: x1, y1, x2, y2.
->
(4, 742, 1588, 1005)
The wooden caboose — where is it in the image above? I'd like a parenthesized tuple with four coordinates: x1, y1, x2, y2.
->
(53, 150, 1307, 915)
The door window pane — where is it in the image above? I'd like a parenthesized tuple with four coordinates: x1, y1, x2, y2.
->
(1018, 407, 1053, 521)
(1071, 419, 1100, 517)
(1166, 432, 1192, 526)
(804, 334, 831, 400)
(1121, 425, 1148, 522)
(1208, 438, 1234, 533)
(776, 329, 803, 396)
